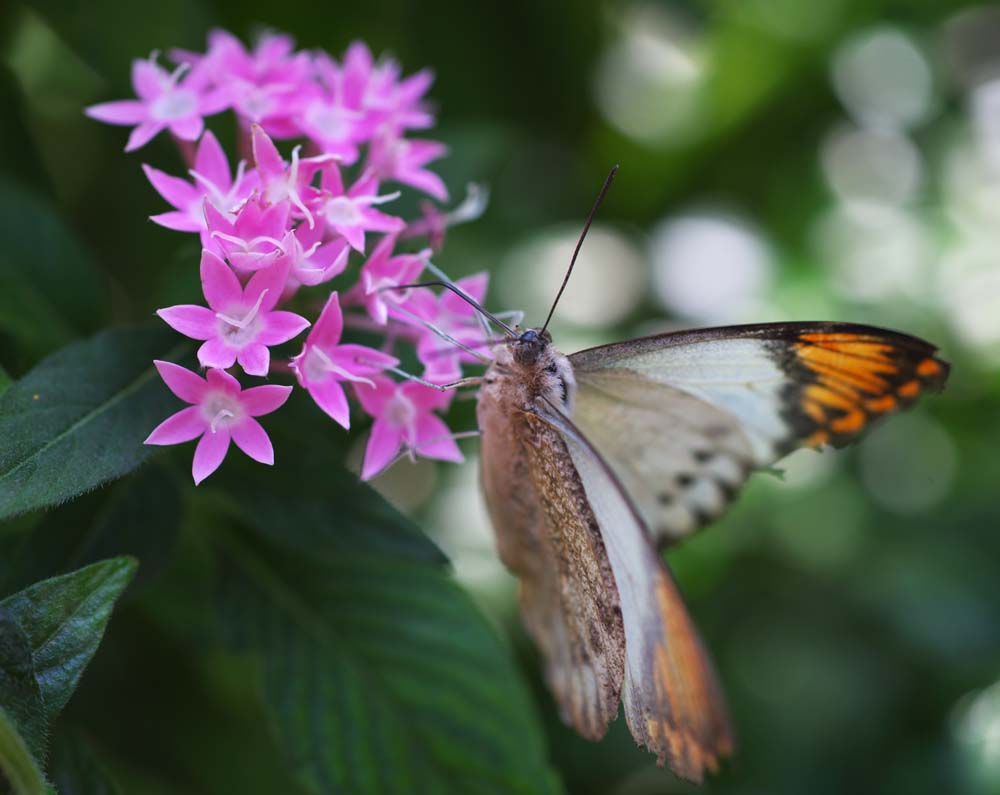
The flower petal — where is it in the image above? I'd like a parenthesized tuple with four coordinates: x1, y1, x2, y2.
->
(198, 337, 238, 370)
(200, 249, 243, 310)
(329, 344, 399, 376)
(251, 124, 285, 179)
(413, 413, 464, 463)
(192, 428, 231, 484)
(245, 259, 291, 313)
(142, 164, 198, 210)
(86, 100, 148, 125)
(125, 121, 165, 152)
(309, 291, 344, 349)
(237, 343, 270, 376)
(151, 210, 201, 232)
(361, 419, 403, 480)
(306, 379, 350, 428)
(154, 360, 207, 403)
(241, 384, 293, 416)
(206, 367, 242, 394)
(353, 376, 395, 417)
(170, 114, 204, 141)
(257, 311, 310, 346)
(231, 417, 274, 464)
(145, 406, 206, 445)
(157, 304, 217, 340)
(132, 57, 164, 100)
(193, 130, 231, 188)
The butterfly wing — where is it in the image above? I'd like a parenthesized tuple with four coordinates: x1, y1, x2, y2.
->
(569, 322, 949, 545)
(535, 399, 734, 781)
(478, 405, 626, 740)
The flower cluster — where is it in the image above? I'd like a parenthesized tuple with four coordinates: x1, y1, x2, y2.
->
(88, 30, 491, 483)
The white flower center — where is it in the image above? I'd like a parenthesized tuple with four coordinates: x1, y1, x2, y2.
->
(201, 391, 242, 432)
(384, 392, 416, 431)
(306, 103, 352, 140)
(216, 290, 268, 347)
(324, 196, 362, 226)
(151, 88, 197, 121)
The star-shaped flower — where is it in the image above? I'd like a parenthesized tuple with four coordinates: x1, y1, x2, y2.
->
(204, 195, 290, 272)
(142, 130, 258, 246)
(145, 361, 291, 484)
(405, 273, 491, 381)
(354, 376, 462, 480)
(157, 251, 308, 376)
(368, 134, 448, 201)
(290, 292, 398, 428)
(86, 54, 229, 151)
(318, 165, 405, 252)
(346, 234, 427, 324)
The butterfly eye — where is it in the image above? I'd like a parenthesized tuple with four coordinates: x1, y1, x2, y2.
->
(545, 363, 558, 375)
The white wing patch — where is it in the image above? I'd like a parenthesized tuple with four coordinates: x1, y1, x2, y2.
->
(571, 370, 755, 543)
(583, 337, 789, 464)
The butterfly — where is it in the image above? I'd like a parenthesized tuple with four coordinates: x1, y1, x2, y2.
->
(396, 167, 950, 782)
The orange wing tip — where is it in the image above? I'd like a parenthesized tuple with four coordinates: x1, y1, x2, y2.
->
(644, 719, 732, 783)
(789, 333, 949, 449)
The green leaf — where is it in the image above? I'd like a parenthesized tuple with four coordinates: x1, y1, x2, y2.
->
(0, 463, 181, 595)
(0, 176, 109, 364)
(213, 466, 560, 795)
(0, 705, 47, 795)
(0, 609, 45, 761)
(1, 558, 137, 723)
(0, 327, 189, 520)
(0, 364, 11, 399)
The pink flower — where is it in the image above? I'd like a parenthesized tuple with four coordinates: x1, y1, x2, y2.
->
(348, 42, 435, 131)
(145, 361, 291, 484)
(290, 292, 398, 428)
(142, 131, 258, 246)
(277, 223, 350, 300)
(174, 29, 315, 137)
(86, 54, 228, 151)
(296, 52, 371, 164)
(157, 251, 309, 376)
(251, 125, 333, 226)
(368, 135, 448, 201)
(204, 195, 290, 272)
(346, 234, 427, 325)
(318, 166, 405, 252)
(354, 376, 462, 480)
(406, 273, 491, 381)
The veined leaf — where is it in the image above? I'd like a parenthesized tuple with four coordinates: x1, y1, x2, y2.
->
(0, 463, 180, 595)
(0, 327, 188, 519)
(0, 705, 47, 795)
(213, 459, 560, 795)
(1, 558, 137, 723)
(0, 176, 109, 364)
(0, 609, 45, 762)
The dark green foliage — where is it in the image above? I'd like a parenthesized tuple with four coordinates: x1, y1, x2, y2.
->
(214, 483, 559, 795)
(0, 559, 135, 793)
(0, 328, 188, 519)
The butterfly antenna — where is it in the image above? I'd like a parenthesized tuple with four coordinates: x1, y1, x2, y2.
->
(380, 281, 517, 337)
(540, 164, 619, 335)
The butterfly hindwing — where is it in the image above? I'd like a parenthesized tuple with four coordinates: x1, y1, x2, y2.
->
(478, 407, 625, 740)
(570, 322, 949, 546)
(537, 401, 734, 782)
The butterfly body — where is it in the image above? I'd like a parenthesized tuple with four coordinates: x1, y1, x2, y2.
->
(475, 321, 948, 781)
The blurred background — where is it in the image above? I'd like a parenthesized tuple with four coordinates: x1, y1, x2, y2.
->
(2, 1, 999, 793)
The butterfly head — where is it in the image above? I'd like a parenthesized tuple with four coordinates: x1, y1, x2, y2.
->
(488, 327, 576, 413)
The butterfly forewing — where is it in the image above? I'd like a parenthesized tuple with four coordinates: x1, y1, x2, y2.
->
(570, 322, 949, 546)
